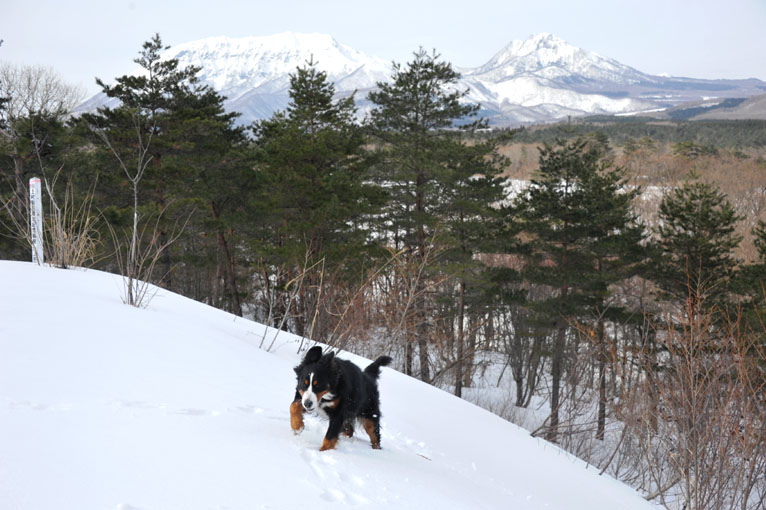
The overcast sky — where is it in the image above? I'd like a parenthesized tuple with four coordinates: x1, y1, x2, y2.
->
(3, 0, 765, 96)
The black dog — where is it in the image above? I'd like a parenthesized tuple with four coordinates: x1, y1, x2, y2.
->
(290, 346, 392, 451)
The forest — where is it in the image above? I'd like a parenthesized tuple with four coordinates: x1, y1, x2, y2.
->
(2, 35, 766, 510)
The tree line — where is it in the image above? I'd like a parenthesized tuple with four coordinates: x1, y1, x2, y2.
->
(511, 115, 766, 150)
(2, 35, 765, 509)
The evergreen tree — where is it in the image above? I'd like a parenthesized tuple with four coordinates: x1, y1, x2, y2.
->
(0, 64, 82, 260)
(82, 34, 245, 307)
(514, 137, 644, 442)
(438, 135, 509, 395)
(651, 178, 742, 317)
(367, 48, 481, 381)
(250, 58, 378, 336)
(164, 84, 248, 315)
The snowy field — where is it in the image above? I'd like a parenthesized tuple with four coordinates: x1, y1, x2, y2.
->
(0, 261, 658, 510)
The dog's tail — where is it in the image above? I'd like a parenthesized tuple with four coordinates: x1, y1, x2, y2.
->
(364, 356, 393, 380)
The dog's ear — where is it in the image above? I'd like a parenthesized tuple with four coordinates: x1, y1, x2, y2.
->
(320, 350, 335, 366)
(303, 345, 323, 365)
(323, 351, 342, 384)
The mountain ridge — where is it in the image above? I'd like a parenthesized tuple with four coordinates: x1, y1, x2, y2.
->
(76, 32, 766, 126)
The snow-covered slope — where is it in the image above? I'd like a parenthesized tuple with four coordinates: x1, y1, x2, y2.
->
(461, 33, 655, 121)
(0, 261, 655, 510)
(168, 33, 390, 101)
(467, 33, 649, 86)
(77, 32, 390, 125)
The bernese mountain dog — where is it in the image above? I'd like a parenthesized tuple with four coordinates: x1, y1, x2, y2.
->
(290, 345, 392, 451)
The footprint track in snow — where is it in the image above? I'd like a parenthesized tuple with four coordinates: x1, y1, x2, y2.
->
(299, 447, 372, 505)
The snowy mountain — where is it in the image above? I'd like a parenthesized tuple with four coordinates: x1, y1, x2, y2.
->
(168, 32, 390, 120)
(76, 31, 766, 126)
(0, 261, 657, 510)
(460, 33, 655, 123)
(458, 32, 766, 124)
(467, 33, 649, 85)
(77, 32, 390, 124)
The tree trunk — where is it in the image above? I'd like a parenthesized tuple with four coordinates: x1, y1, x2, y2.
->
(546, 320, 566, 442)
(404, 335, 413, 376)
(13, 155, 27, 220)
(455, 280, 465, 397)
(596, 318, 607, 441)
(415, 171, 430, 383)
(211, 202, 242, 317)
(463, 316, 480, 388)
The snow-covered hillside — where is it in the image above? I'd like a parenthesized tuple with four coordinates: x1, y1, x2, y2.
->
(168, 33, 390, 101)
(460, 33, 654, 121)
(0, 261, 657, 510)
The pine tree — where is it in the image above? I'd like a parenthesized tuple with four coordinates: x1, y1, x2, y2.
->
(651, 178, 742, 317)
(438, 135, 508, 395)
(82, 34, 245, 306)
(367, 48, 482, 381)
(250, 58, 377, 336)
(514, 137, 644, 442)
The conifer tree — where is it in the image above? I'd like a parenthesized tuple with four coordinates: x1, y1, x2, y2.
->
(367, 48, 483, 381)
(651, 178, 742, 317)
(82, 34, 244, 307)
(438, 136, 508, 395)
(514, 137, 644, 442)
(250, 58, 377, 336)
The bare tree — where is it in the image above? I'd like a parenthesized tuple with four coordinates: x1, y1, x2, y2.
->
(0, 63, 84, 245)
(0, 63, 84, 121)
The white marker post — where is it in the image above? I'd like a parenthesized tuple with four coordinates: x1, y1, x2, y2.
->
(29, 177, 44, 265)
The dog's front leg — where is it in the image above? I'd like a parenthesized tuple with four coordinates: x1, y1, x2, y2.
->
(290, 392, 305, 434)
(320, 414, 344, 451)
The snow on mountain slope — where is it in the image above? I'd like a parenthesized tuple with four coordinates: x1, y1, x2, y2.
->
(167, 32, 390, 101)
(76, 31, 766, 127)
(474, 74, 647, 112)
(0, 261, 656, 510)
(459, 33, 655, 119)
(466, 33, 650, 86)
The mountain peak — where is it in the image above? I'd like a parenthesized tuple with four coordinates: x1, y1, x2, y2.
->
(524, 32, 569, 49)
(468, 32, 644, 86)
(77, 32, 766, 128)
(162, 32, 390, 101)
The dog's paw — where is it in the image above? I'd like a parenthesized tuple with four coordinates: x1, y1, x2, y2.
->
(320, 437, 338, 451)
(290, 401, 305, 433)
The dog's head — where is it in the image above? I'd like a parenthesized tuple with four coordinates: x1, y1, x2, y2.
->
(294, 346, 339, 412)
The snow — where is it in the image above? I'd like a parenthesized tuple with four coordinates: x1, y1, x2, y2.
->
(465, 33, 648, 86)
(0, 261, 657, 510)
(75, 31, 762, 127)
(165, 32, 391, 101)
(474, 75, 646, 113)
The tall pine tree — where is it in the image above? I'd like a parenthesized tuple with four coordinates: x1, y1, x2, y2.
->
(651, 178, 742, 318)
(514, 137, 644, 441)
(250, 58, 378, 337)
(367, 48, 483, 381)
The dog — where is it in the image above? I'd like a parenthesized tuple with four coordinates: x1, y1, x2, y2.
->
(290, 345, 392, 451)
